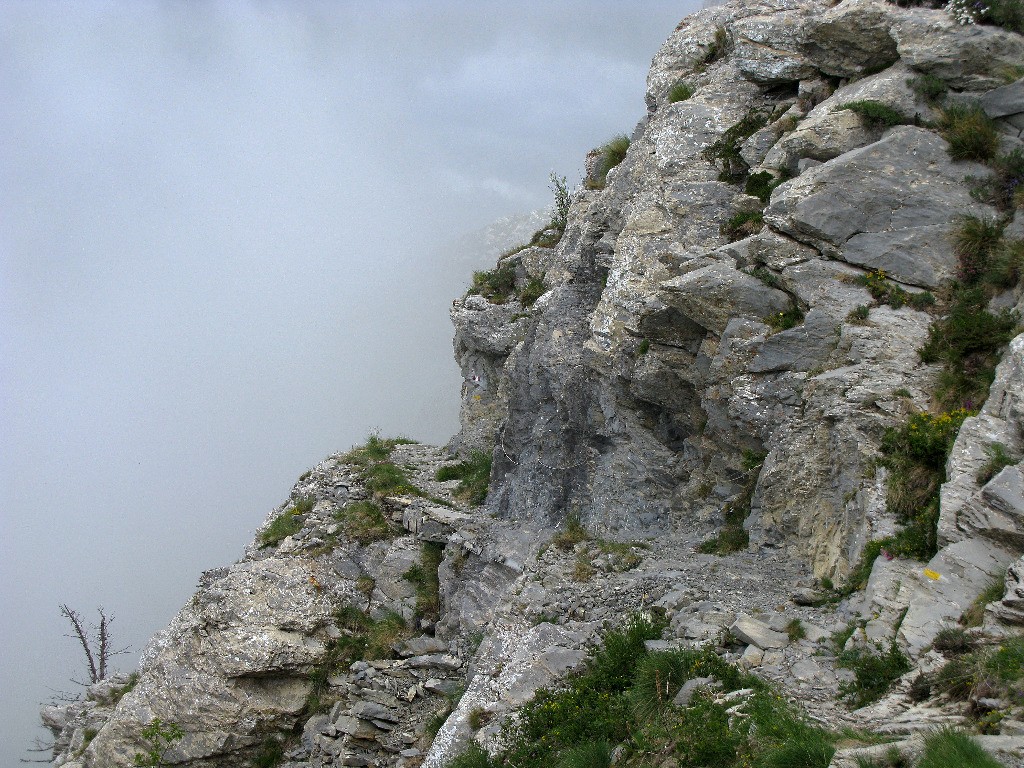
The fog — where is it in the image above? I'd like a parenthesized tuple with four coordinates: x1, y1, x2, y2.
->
(0, 1, 700, 761)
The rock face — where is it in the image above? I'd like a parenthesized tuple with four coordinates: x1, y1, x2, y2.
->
(41, 2, 1024, 767)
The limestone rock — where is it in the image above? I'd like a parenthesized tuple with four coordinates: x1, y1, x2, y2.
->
(804, 0, 901, 79)
(894, 11, 1024, 90)
(661, 262, 792, 335)
(767, 127, 995, 287)
(730, 615, 790, 649)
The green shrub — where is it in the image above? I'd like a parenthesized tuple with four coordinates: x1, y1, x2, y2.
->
(977, 442, 1017, 484)
(334, 500, 396, 544)
(470, 264, 518, 304)
(132, 718, 184, 767)
(637, 339, 651, 356)
(938, 104, 1001, 162)
(838, 642, 912, 708)
(436, 450, 492, 505)
(722, 210, 764, 241)
(954, 215, 1005, 285)
(668, 81, 693, 103)
(586, 135, 631, 190)
(918, 728, 1004, 768)
(909, 74, 948, 104)
(839, 100, 909, 130)
(549, 171, 570, 233)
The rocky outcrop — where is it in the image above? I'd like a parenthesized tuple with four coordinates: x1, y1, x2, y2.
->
(41, 2, 1024, 767)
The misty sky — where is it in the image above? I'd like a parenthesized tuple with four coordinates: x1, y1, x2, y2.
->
(0, 1, 701, 761)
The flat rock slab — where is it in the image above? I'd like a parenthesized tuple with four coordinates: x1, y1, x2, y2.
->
(661, 262, 792, 335)
(767, 127, 993, 288)
(730, 615, 790, 650)
(899, 538, 1017, 656)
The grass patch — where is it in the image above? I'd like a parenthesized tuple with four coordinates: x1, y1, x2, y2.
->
(749, 266, 782, 290)
(909, 74, 948, 105)
(669, 80, 693, 103)
(344, 434, 427, 500)
(436, 450, 492, 505)
(938, 104, 1001, 162)
(839, 100, 909, 130)
(787, 619, 807, 642)
(954, 215, 1006, 286)
(586, 135, 631, 190)
(448, 614, 839, 768)
(404, 542, 443, 623)
(848, 305, 871, 324)
(552, 515, 590, 550)
(977, 442, 1017, 485)
(918, 727, 1004, 768)
(253, 737, 285, 768)
(259, 496, 315, 547)
(721, 210, 764, 241)
(702, 25, 730, 66)
(838, 642, 912, 708)
(933, 626, 977, 655)
(519, 277, 546, 307)
(962, 577, 1005, 627)
(975, 148, 1024, 212)
(933, 636, 1024, 709)
(334, 500, 398, 545)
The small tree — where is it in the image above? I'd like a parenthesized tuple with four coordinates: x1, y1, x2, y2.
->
(549, 171, 570, 232)
(59, 604, 128, 684)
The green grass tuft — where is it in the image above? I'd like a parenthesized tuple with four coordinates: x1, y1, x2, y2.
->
(721, 210, 764, 241)
(403, 542, 443, 623)
(839, 100, 909, 130)
(838, 642, 912, 708)
(918, 728, 1004, 768)
(938, 104, 1001, 162)
(436, 450, 492, 505)
(954, 215, 1005, 285)
(334, 500, 397, 544)
(668, 81, 693, 103)
(586, 135, 631, 190)
(909, 73, 948, 104)
(469, 263, 518, 304)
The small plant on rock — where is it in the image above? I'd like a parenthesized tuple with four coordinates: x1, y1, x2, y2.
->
(938, 103, 1001, 162)
(977, 441, 1017, 484)
(839, 100, 910, 130)
(668, 80, 693, 103)
(838, 641, 912, 708)
(133, 718, 183, 767)
(918, 727, 1004, 768)
(436, 450, 492, 505)
(909, 73, 948, 104)
(586, 135, 631, 190)
(721, 210, 764, 241)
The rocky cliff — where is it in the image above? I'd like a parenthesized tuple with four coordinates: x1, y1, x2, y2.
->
(42, 1, 1024, 767)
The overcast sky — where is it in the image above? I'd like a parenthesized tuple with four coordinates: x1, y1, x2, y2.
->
(0, 1, 701, 761)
